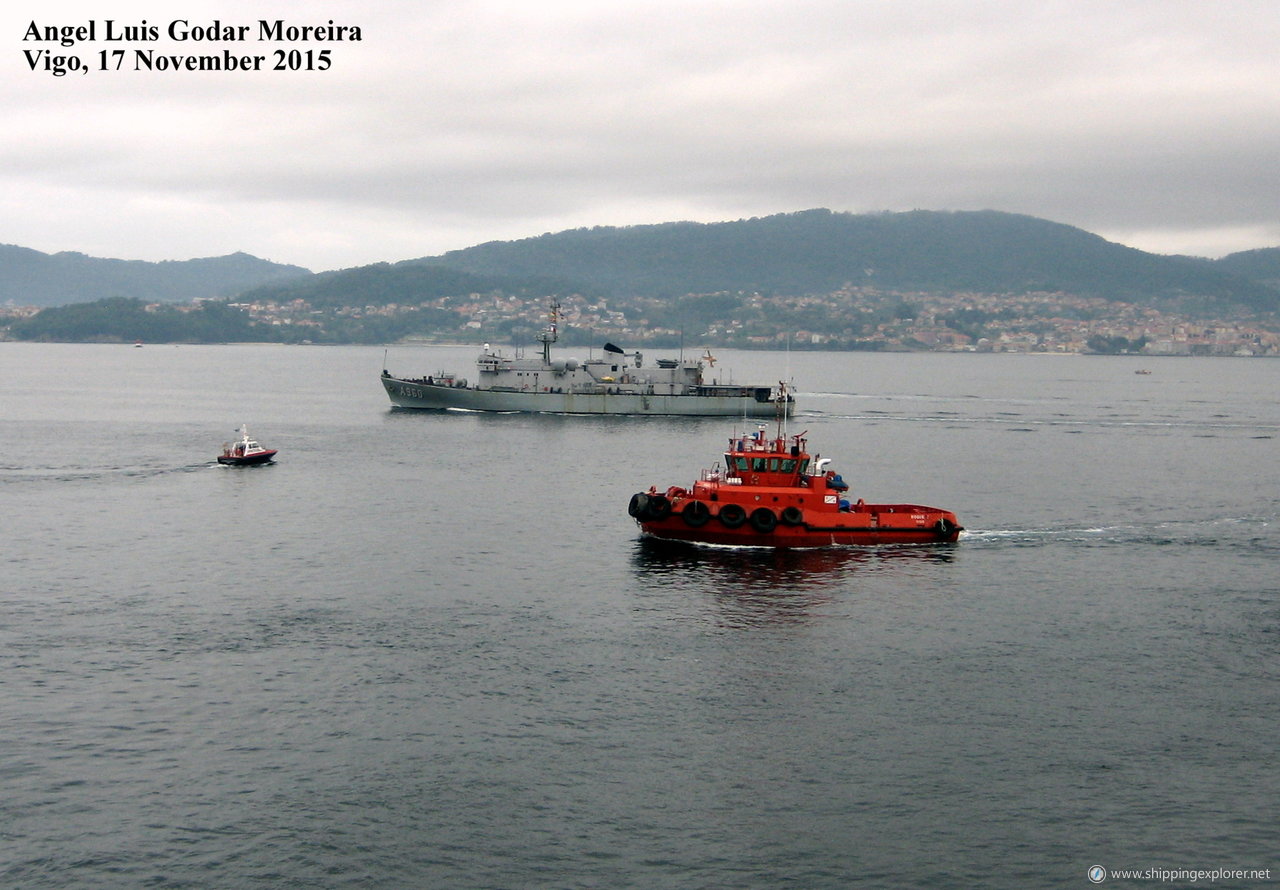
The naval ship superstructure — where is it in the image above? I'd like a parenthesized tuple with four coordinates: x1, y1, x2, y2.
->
(381, 304, 793, 417)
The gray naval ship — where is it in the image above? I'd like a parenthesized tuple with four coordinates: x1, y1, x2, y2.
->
(381, 305, 793, 417)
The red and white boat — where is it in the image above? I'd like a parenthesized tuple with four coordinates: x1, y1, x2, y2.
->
(628, 417, 962, 548)
(217, 425, 277, 466)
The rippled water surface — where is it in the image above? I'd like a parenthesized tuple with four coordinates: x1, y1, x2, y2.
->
(3, 343, 1277, 888)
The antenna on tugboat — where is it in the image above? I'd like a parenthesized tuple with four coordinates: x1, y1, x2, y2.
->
(781, 333, 793, 439)
(775, 379, 789, 440)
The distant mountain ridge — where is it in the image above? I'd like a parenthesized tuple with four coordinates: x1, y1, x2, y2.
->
(413, 209, 1278, 311)
(0, 245, 311, 307)
(7, 210, 1280, 314)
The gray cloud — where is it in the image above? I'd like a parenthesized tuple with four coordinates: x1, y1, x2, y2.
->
(5, 0, 1278, 270)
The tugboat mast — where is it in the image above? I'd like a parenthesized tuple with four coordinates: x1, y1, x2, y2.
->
(774, 379, 791, 441)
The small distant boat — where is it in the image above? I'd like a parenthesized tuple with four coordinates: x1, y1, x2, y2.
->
(1134, 369, 1152, 375)
(217, 425, 277, 465)
(627, 396, 962, 548)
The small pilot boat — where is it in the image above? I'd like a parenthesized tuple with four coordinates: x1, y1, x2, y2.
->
(628, 408, 961, 548)
(217, 425, 277, 466)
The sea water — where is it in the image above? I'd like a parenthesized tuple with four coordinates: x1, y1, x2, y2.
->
(2, 342, 1277, 888)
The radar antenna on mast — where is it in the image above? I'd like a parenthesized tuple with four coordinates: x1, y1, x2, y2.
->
(537, 299, 561, 364)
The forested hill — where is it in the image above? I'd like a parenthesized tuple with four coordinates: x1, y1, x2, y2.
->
(234, 262, 581, 310)
(10, 211, 1280, 314)
(1215, 247, 1280, 289)
(0, 245, 311, 307)
(413, 209, 1277, 311)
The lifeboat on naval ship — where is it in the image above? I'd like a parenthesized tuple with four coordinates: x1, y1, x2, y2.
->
(627, 415, 962, 548)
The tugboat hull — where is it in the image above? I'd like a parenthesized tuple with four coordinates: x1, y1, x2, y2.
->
(630, 495, 961, 548)
(627, 412, 962, 549)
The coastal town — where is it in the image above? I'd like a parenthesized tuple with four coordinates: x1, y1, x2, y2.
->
(223, 286, 1278, 356)
(4, 285, 1278, 355)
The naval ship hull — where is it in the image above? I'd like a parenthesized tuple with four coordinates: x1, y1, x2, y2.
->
(382, 375, 790, 417)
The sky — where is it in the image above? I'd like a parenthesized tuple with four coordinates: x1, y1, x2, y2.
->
(5, 0, 1279, 273)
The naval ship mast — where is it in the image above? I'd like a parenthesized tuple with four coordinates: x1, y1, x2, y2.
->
(537, 300, 561, 364)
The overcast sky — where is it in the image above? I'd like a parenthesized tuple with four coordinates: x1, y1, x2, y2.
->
(5, 0, 1279, 272)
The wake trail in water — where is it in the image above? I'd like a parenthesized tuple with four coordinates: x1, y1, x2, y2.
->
(0, 462, 216, 485)
(964, 513, 1276, 551)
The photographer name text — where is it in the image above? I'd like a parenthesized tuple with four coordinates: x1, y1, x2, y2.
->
(23, 19, 363, 76)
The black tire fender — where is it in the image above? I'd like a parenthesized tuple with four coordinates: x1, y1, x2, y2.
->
(682, 500, 711, 527)
(717, 503, 747, 528)
(628, 493, 649, 518)
(647, 495, 671, 521)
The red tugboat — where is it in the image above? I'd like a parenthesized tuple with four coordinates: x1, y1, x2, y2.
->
(628, 418, 962, 548)
(217, 425, 277, 466)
